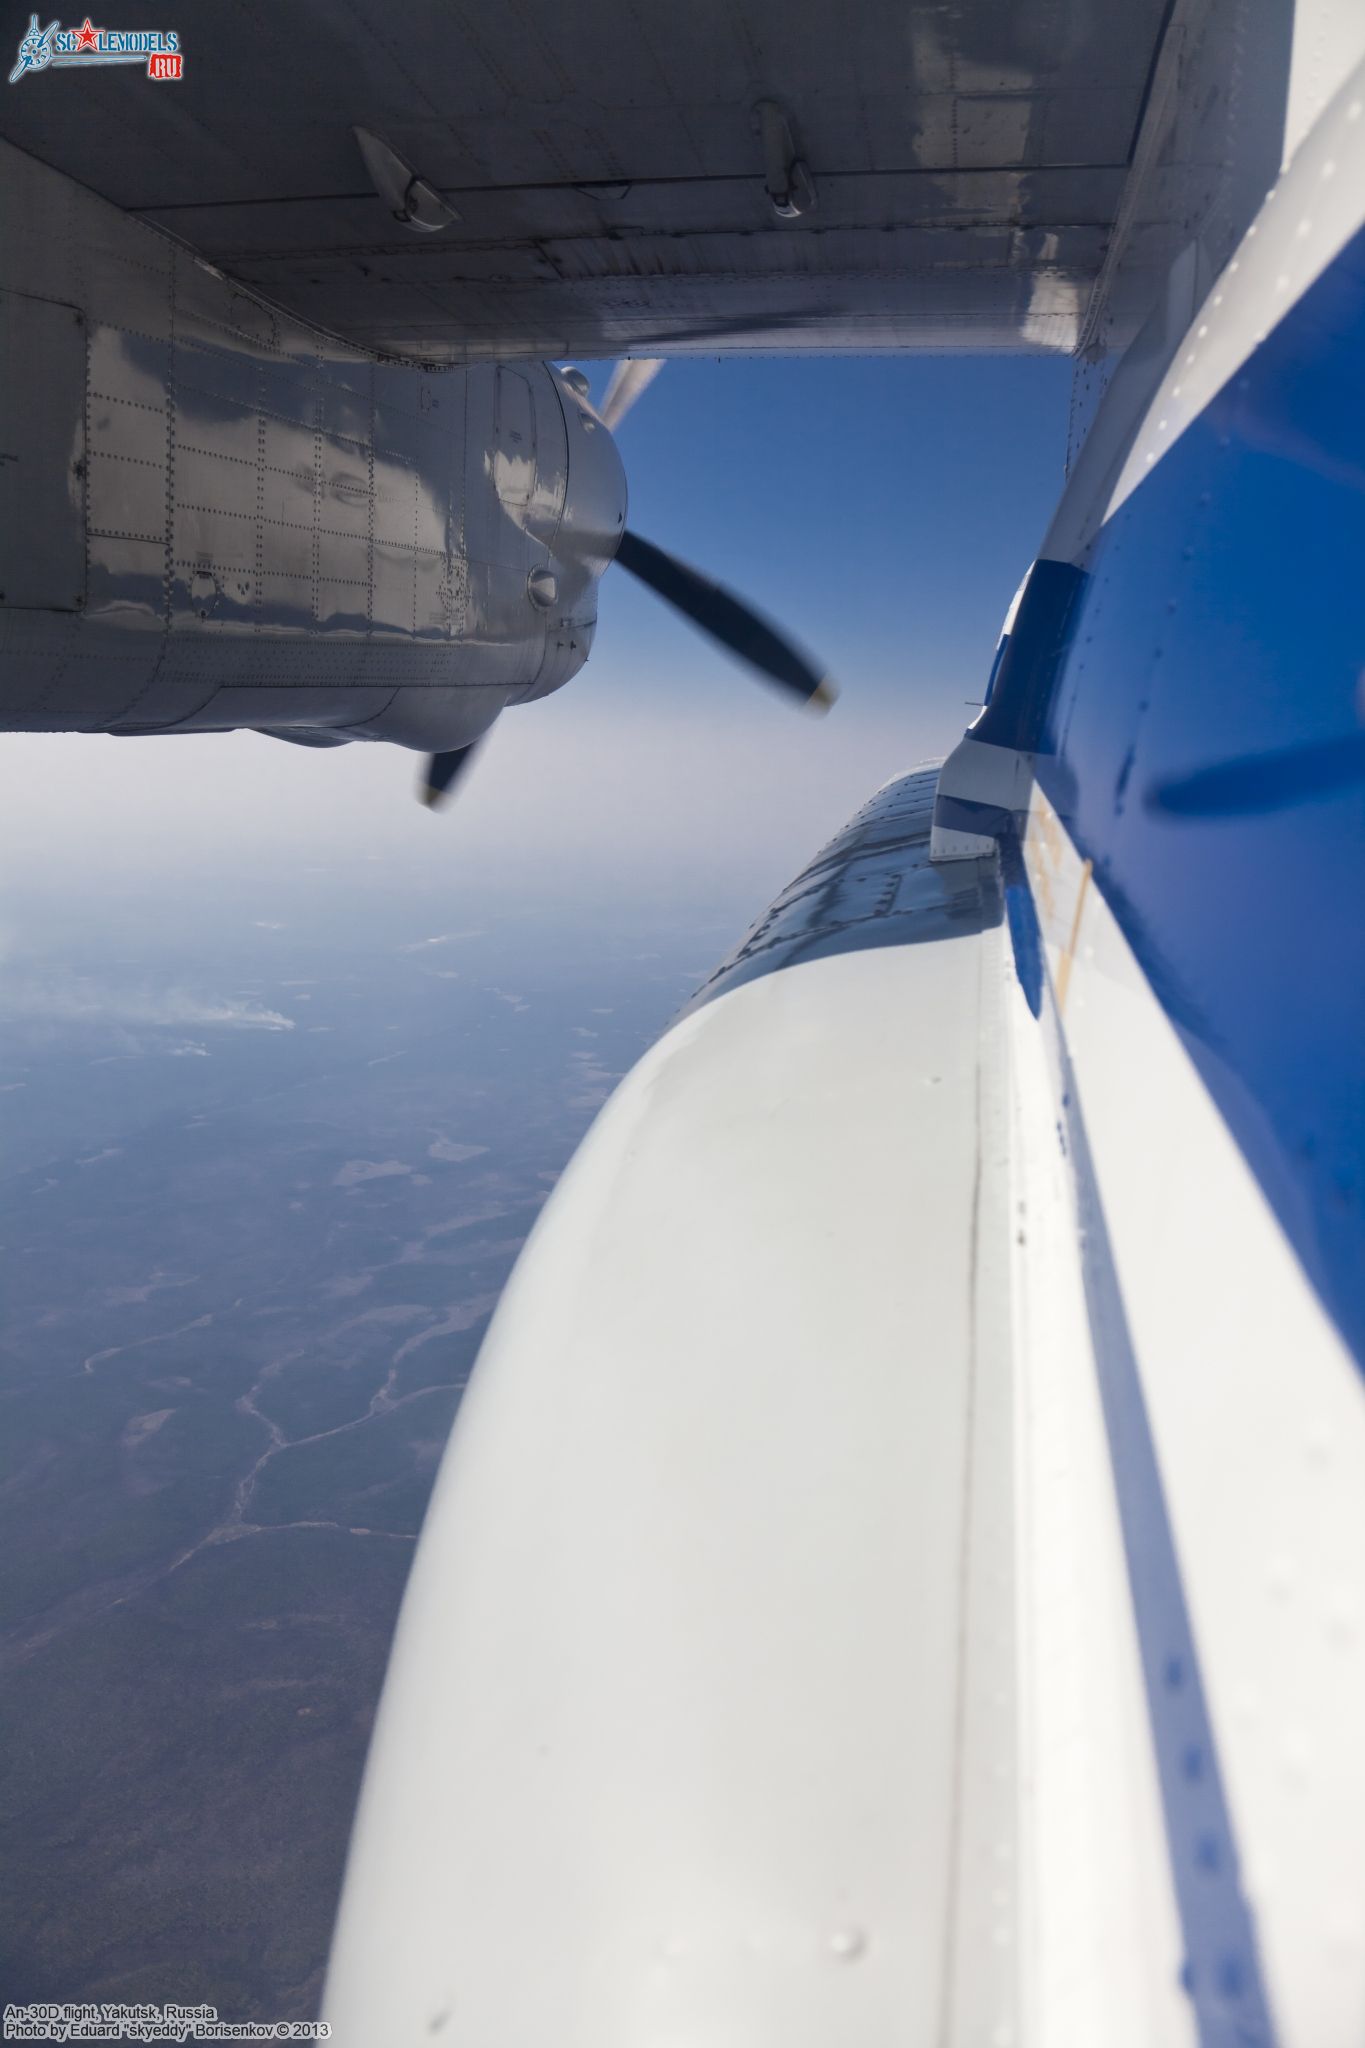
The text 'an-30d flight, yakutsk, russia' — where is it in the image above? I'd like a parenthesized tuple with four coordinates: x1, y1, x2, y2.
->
(3, 0, 1365, 2041)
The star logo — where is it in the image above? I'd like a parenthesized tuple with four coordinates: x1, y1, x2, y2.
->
(9, 5, 184, 82)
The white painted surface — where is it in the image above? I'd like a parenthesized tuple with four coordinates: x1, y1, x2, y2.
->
(1005, 953, 1195, 2048)
(1024, 784, 1365, 2046)
(1107, 52, 1365, 524)
(325, 788, 1208, 2044)
(930, 823, 999, 861)
(327, 934, 1009, 2045)
(936, 735, 1038, 808)
(1283, 0, 1365, 168)
(930, 734, 1038, 861)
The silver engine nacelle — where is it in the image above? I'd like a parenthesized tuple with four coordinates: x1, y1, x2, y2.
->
(0, 140, 627, 761)
(503, 368, 628, 708)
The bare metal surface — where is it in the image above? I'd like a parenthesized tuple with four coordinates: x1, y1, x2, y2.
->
(0, 288, 87, 612)
(0, 143, 625, 752)
(687, 768, 1002, 1010)
(0, 0, 1184, 359)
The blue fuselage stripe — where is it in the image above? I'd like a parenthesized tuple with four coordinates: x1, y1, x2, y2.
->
(1032, 226, 1365, 1370)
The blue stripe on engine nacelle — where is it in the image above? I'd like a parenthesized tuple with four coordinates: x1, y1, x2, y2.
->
(1033, 227, 1365, 1372)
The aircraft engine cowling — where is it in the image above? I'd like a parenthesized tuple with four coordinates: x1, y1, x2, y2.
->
(503, 367, 628, 709)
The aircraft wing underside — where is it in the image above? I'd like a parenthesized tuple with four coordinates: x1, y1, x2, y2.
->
(0, 0, 1289, 361)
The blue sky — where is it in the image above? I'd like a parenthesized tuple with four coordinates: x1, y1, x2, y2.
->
(593, 353, 1071, 707)
(1, 354, 1072, 935)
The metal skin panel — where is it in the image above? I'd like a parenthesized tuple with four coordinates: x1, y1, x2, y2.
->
(685, 766, 1004, 1007)
(913, 55, 1365, 2044)
(0, 289, 86, 611)
(0, 0, 1289, 362)
(1012, 785, 1365, 2048)
(326, 786, 1014, 2048)
(0, 0, 1159, 358)
(0, 140, 625, 756)
(323, 778, 1195, 2048)
(0, 0, 1306, 757)
(934, 56, 1365, 1375)
(1034, 226, 1365, 1372)
(329, 585, 1365, 2047)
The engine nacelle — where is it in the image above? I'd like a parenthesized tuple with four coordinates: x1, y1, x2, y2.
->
(0, 139, 626, 760)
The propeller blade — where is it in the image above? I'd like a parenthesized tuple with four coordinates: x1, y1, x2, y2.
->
(419, 741, 480, 809)
(613, 529, 837, 711)
(599, 357, 664, 432)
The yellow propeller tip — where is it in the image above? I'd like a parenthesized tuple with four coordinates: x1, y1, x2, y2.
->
(808, 676, 839, 714)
